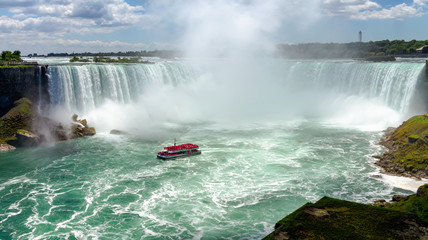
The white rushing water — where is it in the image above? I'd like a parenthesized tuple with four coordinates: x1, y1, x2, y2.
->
(47, 58, 426, 132)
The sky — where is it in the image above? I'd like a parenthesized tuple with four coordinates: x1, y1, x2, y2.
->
(0, 0, 427, 55)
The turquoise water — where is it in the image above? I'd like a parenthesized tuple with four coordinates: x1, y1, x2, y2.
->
(0, 121, 414, 239)
(1, 58, 427, 239)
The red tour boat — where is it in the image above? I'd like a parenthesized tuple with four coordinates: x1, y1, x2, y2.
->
(157, 141, 201, 159)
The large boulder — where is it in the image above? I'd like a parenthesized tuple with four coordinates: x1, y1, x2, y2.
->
(14, 129, 40, 147)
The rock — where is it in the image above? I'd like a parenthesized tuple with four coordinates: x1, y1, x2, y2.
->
(0, 143, 16, 151)
(417, 184, 428, 198)
(70, 115, 96, 139)
(304, 207, 329, 217)
(14, 129, 40, 147)
(372, 199, 388, 207)
(54, 124, 68, 141)
(79, 119, 87, 127)
(408, 135, 420, 143)
(83, 127, 96, 136)
(392, 195, 408, 202)
(110, 129, 127, 135)
(0, 98, 34, 142)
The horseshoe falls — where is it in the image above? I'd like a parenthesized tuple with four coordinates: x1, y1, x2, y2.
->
(1, 58, 428, 239)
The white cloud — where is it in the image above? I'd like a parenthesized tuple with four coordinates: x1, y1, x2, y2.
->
(0, 0, 153, 36)
(322, 0, 428, 20)
(355, 3, 423, 20)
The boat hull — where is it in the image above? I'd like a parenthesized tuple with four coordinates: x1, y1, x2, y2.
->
(157, 150, 201, 160)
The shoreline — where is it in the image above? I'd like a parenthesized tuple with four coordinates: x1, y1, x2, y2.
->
(373, 120, 428, 180)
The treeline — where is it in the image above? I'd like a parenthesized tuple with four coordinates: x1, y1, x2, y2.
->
(48, 50, 180, 59)
(69, 56, 153, 64)
(1, 51, 22, 61)
(277, 40, 428, 59)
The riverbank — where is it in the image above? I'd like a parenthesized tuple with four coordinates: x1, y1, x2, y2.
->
(374, 114, 428, 179)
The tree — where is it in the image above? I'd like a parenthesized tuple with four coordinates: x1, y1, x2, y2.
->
(1, 50, 22, 61)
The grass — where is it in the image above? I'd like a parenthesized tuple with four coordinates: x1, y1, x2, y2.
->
(0, 64, 36, 68)
(264, 196, 428, 240)
(386, 184, 428, 222)
(387, 114, 428, 171)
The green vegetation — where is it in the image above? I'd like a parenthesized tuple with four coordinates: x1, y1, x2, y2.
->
(264, 193, 428, 240)
(50, 50, 179, 59)
(93, 56, 153, 64)
(1, 50, 37, 68)
(70, 56, 154, 64)
(384, 114, 428, 172)
(359, 55, 396, 62)
(386, 185, 428, 223)
(0, 98, 34, 144)
(0, 64, 36, 68)
(278, 39, 428, 59)
(69, 56, 90, 62)
(16, 129, 30, 135)
(1, 50, 22, 62)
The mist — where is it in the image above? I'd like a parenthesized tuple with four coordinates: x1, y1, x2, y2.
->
(43, 0, 425, 135)
(147, 0, 322, 58)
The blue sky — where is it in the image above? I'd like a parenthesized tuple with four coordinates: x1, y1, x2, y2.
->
(0, 0, 427, 55)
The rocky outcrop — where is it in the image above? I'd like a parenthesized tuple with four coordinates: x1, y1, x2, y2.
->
(374, 114, 428, 179)
(70, 114, 96, 139)
(371, 184, 428, 223)
(0, 98, 34, 143)
(9, 130, 41, 147)
(0, 98, 96, 151)
(264, 185, 428, 240)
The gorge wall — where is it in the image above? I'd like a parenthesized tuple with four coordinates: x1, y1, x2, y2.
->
(0, 65, 49, 115)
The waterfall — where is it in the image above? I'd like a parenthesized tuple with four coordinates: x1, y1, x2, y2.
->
(282, 60, 425, 114)
(47, 59, 427, 130)
(48, 62, 199, 113)
(36, 66, 42, 113)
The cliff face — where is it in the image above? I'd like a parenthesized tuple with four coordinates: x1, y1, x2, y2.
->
(0, 65, 49, 115)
